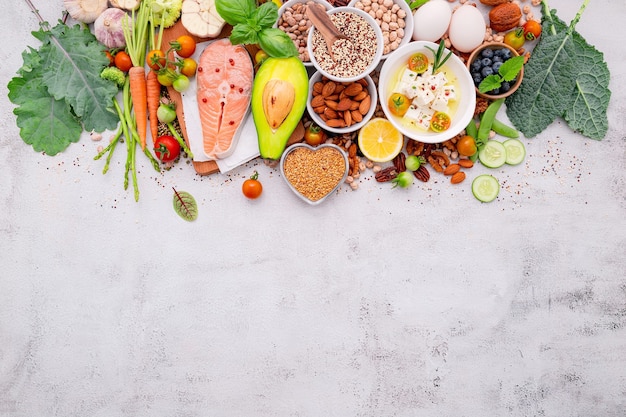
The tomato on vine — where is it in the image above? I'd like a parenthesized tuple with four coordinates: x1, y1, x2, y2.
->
(147, 49, 166, 71)
(179, 58, 198, 78)
(172, 35, 196, 58)
(523, 20, 542, 41)
(242, 171, 263, 199)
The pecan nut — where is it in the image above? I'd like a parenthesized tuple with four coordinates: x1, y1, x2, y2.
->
(375, 166, 398, 182)
(392, 152, 406, 172)
(413, 165, 430, 182)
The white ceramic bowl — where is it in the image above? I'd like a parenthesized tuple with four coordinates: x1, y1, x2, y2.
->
(306, 71, 377, 134)
(279, 143, 349, 205)
(307, 6, 384, 83)
(378, 40, 476, 144)
(276, 0, 333, 67)
(347, 0, 414, 60)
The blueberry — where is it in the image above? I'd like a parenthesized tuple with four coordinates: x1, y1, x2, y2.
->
(492, 61, 503, 73)
(500, 81, 511, 92)
(471, 60, 482, 72)
(481, 48, 494, 58)
(481, 66, 494, 77)
(500, 49, 512, 60)
(492, 56, 503, 63)
(481, 58, 492, 67)
(473, 73, 483, 85)
(489, 88, 500, 95)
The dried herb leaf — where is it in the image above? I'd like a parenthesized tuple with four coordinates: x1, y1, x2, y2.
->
(172, 188, 198, 222)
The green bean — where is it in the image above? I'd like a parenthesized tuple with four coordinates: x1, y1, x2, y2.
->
(465, 117, 478, 139)
(492, 118, 519, 138)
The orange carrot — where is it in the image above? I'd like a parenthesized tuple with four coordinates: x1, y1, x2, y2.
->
(129, 66, 148, 150)
(146, 69, 161, 145)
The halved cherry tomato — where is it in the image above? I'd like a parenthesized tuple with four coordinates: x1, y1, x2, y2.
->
(304, 124, 326, 146)
(456, 135, 477, 157)
(114, 51, 132, 72)
(388, 93, 411, 117)
(172, 35, 196, 58)
(430, 112, 451, 133)
(179, 58, 197, 78)
(147, 49, 166, 71)
(242, 171, 263, 199)
(408, 52, 429, 73)
(523, 20, 542, 41)
(105, 50, 114, 66)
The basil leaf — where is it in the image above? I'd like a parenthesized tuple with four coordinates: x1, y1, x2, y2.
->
(258, 28, 299, 58)
(215, 0, 256, 26)
(252, 2, 279, 29)
(230, 23, 259, 45)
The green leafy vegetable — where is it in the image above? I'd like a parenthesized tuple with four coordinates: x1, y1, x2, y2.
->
(172, 188, 198, 222)
(8, 20, 119, 155)
(506, 0, 610, 140)
(405, 0, 429, 11)
(479, 55, 524, 93)
(215, 0, 297, 58)
(425, 39, 452, 74)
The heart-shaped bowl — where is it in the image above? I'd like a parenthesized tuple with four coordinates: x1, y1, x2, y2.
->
(279, 143, 349, 205)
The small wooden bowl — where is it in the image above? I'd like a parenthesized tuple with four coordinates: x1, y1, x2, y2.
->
(467, 42, 524, 100)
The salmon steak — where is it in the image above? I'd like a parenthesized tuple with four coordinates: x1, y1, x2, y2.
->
(196, 39, 254, 159)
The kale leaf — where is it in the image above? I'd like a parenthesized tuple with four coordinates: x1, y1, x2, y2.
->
(506, 0, 610, 140)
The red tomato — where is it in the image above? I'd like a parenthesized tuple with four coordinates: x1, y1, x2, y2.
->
(154, 135, 181, 162)
(304, 124, 326, 146)
(242, 171, 263, 199)
(173, 35, 196, 58)
(430, 112, 451, 133)
(114, 51, 132, 72)
(105, 50, 114, 66)
(523, 20, 542, 41)
(179, 58, 197, 78)
(147, 49, 166, 71)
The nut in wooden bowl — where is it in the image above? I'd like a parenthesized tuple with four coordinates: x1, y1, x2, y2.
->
(280, 143, 349, 205)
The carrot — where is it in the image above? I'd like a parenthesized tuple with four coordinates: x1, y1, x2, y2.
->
(146, 69, 161, 145)
(129, 66, 148, 150)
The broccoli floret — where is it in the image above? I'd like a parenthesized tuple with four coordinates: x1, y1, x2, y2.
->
(146, 0, 183, 28)
(101, 67, 126, 88)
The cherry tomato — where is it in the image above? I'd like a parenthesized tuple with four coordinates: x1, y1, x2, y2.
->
(114, 51, 132, 72)
(304, 124, 326, 146)
(388, 93, 411, 117)
(154, 135, 181, 162)
(157, 103, 177, 124)
(147, 49, 166, 71)
(430, 112, 451, 133)
(105, 50, 114, 66)
(408, 52, 429, 73)
(157, 68, 177, 87)
(242, 171, 263, 199)
(255, 49, 269, 66)
(173, 35, 196, 58)
(172, 74, 190, 92)
(503, 28, 525, 50)
(456, 135, 477, 157)
(523, 20, 542, 41)
(179, 58, 198, 78)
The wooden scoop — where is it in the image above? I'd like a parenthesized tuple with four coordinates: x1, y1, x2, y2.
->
(306, 4, 349, 61)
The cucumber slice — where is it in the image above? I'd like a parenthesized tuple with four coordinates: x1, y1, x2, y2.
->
(472, 175, 500, 203)
(478, 140, 507, 168)
(503, 138, 526, 165)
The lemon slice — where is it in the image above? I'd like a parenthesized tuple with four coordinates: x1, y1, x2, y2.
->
(357, 118, 404, 162)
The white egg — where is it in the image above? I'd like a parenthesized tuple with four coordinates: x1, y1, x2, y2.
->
(448, 5, 486, 53)
(412, 0, 452, 43)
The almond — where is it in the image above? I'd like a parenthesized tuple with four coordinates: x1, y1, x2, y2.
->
(321, 81, 336, 97)
(351, 110, 363, 123)
(344, 109, 353, 126)
(350, 101, 360, 111)
(359, 95, 371, 115)
(353, 91, 369, 101)
(337, 97, 353, 112)
(326, 118, 346, 128)
(324, 107, 339, 119)
(313, 82, 324, 95)
(450, 171, 466, 184)
(313, 105, 326, 114)
(311, 95, 325, 108)
(343, 83, 363, 96)
(325, 100, 339, 110)
(458, 159, 474, 168)
(489, 2, 522, 33)
(443, 164, 461, 176)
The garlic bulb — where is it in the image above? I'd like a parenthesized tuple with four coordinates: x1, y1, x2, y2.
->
(63, 0, 108, 23)
(94, 8, 128, 49)
(109, 0, 142, 11)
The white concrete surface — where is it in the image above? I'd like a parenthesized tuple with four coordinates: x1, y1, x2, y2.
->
(1, 1, 625, 416)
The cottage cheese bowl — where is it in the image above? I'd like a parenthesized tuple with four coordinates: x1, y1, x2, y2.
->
(347, 0, 413, 59)
(307, 6, 384, 83)
(276, 0, 333, 67)
(378, 41, 476, 144)
(306, 71, 377, 134)
(280, 143, 349, 205)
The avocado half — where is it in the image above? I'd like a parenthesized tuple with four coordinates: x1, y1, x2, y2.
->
(251, 56, 309, 160)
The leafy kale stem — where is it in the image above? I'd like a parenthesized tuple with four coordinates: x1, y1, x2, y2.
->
(542, 0, 590, 36)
